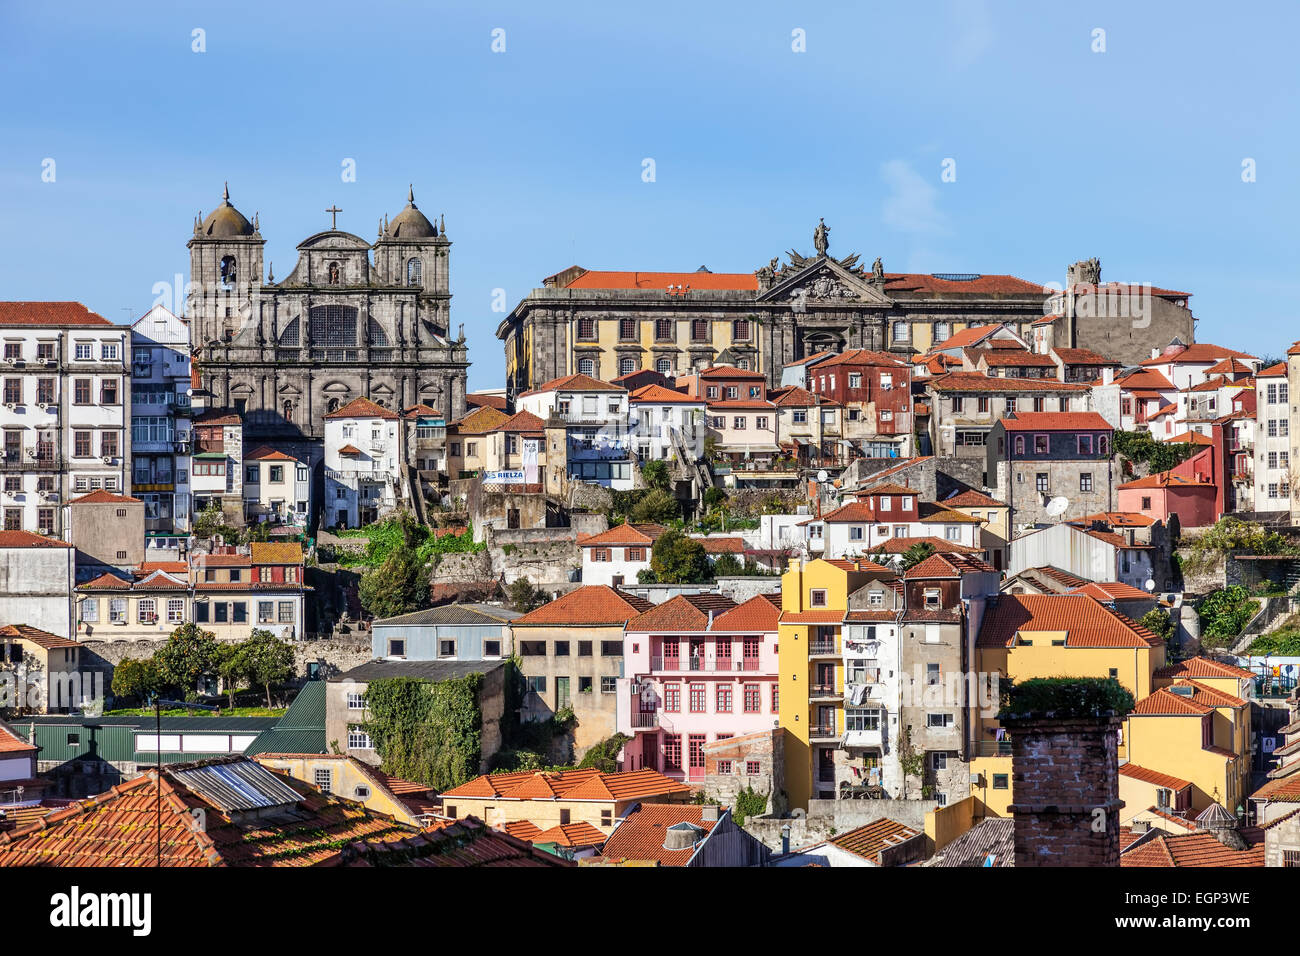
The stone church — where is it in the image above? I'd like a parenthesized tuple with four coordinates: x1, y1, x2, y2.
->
(188, 185, 470, 453)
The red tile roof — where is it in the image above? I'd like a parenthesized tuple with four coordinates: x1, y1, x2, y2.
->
(904, 552, 995, 579)
(630, 384, 702, 404)
(973, 350, 1057, 368)
(627, 593, 737, 632)
(1250, 775, 1300, 803)
(692, 536, 746, 554)
(928, 372, 1089, 393)
(769, 386, 839, 408)
(811, 348, 909, 369)
(0, 724, 36, 754)
(1117, 764, 1193, 790)
(710, 593, 781, 632)
(870, 535, 982, 555)
(560, 270, 759, 291)
(0, 530, 71, 549)
(926, 324, 1007, 351)
(1116, 368, 1177, 391)
(1120, 829, 1263, 867)
(580, 523, 665, 547)
(941, 489, 1007, 509)
(999, 411, 1113, 431)
(598, 803, 720, 865)
(499, 410, 546, 434)
(1257, 362, 1287, 378)
(1154, 656, 1253, 680)
(403, 403, 442, 418)
(244, 445, 300, 461)
(0, 302, 114, 327)
(1131, 680, 1246, 716)
(452, 405, 510, 434)
(511, 586, 654, 627)
(337, 444, 362, 456)
(1069, 581, 1157, 602)
(250, 542, 304, 565)
(779, 610, 846, 624)
(325, 397, 399, 420)
(69, 490, 141, 504)
(1051, 347, 1116, 365)
(1140, 344, 1256, 366)
(826, 818, 922, 863)
(1117, 471, 1214, 490)
(466, 393, 508, 411)
(530, 821, 608, 847)
(443, 768, 691, 802)
(976, 594, 1161, 648)
(0, 625, 78, 650)
(520, 373, 625, 396)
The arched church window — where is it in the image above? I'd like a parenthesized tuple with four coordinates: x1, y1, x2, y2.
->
(328, 262, 341, 286)
(278, 317, 300, 347)
(407, 258, 422, 287)
(220, 256, 237, 286)
(656, 358, 672, 376)
(620, 357, 637, 377)
(578, 357, 595, 377)
(934, 321, 949, 343)
(327, 397, 340, 413)
(308, 305, 359, 361)
(367, 319, 390, 347)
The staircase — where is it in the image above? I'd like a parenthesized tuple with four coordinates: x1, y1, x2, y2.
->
(669, 425, 714, 494)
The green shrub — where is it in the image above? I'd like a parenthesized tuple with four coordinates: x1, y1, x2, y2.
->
(998, 677, 1135, 720)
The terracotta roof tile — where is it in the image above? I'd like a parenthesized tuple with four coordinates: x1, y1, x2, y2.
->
(0, 530, 71, 549)
(500, 410, 546, 434)
(599, 804, 719, 865)
(630, 384, 702, 405)
(451, 405, 510, 434)
(1120, 829, 1263, 867)
(69, 490, 141, 504)
(710, 593, 781, 632)
(827, 818, 922, 863)
(511, 586, 654, 627)
(941, 489, 1006, 508)
(999, 411, 1113, 431)
(0, 625, 78, 649)
(1140, 344, 1256, 366)
(244, 446, 300, 461)
(627, 594, 737, 632)
(0, 302, 114, 327)
(580, 523, 665, 547)
(1154, 656, 1253, 681)
(250, 542, 304, 565)
(521, 373, 625, 396)
(976, 594, 1161, 648)
(692, 536, 745, 554)
(928, 372, 1089, 393)
(560, 270, 758, 291)
(466, 393, 508, 411)
(443, 768, 690, 802)
(530, 821, 608, 847)
(1117, 764, 1193, 790)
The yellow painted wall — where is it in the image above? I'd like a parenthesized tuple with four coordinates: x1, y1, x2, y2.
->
(442, 793, 688, 835)
(1124, 711, 1246, 812)
(925, 793, 985, 851)
(255, 755, 427, 827)
(967, 756, 1014, 816)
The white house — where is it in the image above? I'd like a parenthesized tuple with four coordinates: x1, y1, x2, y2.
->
(242, 446, 311, 528)
(128, 304, 192, 547)
(518, 373, 633, 490)
(628, 384, 705, 462)
(579, 523, 664, 587)
(0, 530, 75, 637)
(1008, 521, 1156, 589)
(802, 485, 982, 559)
(1255, 362, 1290, 515)
(324, 397, 405, 529)
(0, 302, 129, 538)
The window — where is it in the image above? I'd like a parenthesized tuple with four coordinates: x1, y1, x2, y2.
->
(75, 342, 93, 361)
(601, 676, 617, 694)
(388, 639, 405, 657)
(347, 692, 366, 710)
(746, 760, 760, 776)
(892, 321, 908, 342)
(689, 683, 706, 713)
(439, 639, 456, 658)
(1141, 495, 1152, 510)
(716, 684, 732, 712)
(620, 356, 636, 376)
(691, 319, 709, 342)
(656, 318, 674, 341)
(80, 598, 98, 623)
(743, 684, 761, 713)
(977, 396, 989, 414)
(406, 257, 422, 286)
(74, 379, 91, 404)
(1033, 434, 1049, 454)
(1036, 473, 1049, 494)
(36, 378, 54, 404)
(932, 752, 948, 770)
(993, 774, 1009, 790)
(732, 318, 751, 340)
(109, 598, 127, 624)
(600, 640, 622, 656)
(1, 379, 18, 404)
(347, 729, 373, 749)
(100, 379, 119, 404)
(924, 588, 941, 609)
(1080, 472, 1093, 492)
(810, 589, 827, 607)
(1077, 434, 1093, 455)
(74, 431, 92, 457)
(927, 713, 954, 728)
(484, 639, 501, 658)
(665, 684, 680, 712)
(167, 599, 184, 624)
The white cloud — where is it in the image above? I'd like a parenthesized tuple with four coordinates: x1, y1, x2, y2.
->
(880, 159, 951, 237)
(950, 0, 994, 70)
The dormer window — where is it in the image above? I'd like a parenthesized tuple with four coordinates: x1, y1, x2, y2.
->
(924, 588, 941, 609)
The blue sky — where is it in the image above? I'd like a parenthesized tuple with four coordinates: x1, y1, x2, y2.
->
(1, 0, 1297, 388)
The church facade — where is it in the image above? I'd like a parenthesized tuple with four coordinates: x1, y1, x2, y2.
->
(497, 222, 1196, 400)
(188, 185, 470, 456)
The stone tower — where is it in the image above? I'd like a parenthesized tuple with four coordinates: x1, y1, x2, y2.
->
(187, 183, 266, 347)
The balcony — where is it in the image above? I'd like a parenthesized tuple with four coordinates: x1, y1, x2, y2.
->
(810, 722, 839, 742)
(650, 656, 762, 673)
(810, 683, 841, 702)
(630, 711, 661, 731)
(971, 739, 1013, 758)
(0, 451, 60, 472)
(809, 639, 840, 657)
(841, 728, 884, 750)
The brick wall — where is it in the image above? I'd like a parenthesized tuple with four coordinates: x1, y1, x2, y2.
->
(1005, 714, 1123, 867)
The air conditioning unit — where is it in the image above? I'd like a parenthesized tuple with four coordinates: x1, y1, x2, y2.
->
(38, 491, 51, 501)
(3, 403, 15, 411)
(38, 527, 51, 536)
(970, 772, 983, 786)
(102, 456, 116, 465)
(4, 358, 16, 366)
(36, 403, 48, 411)
(37, 359, 51, 367)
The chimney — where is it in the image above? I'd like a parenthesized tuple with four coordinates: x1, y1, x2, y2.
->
(1002, 678, 1130, 867)
(1101, 367, 1113, 386)
(701, 804, 719, 823)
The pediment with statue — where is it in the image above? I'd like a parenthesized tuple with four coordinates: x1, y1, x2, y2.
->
(755, 220, 892, 306)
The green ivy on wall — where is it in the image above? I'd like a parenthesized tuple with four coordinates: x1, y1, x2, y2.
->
(363, 674, 484, 790)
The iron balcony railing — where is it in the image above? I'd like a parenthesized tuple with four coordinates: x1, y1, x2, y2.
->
(809, 639, 840, 655)
(650, 656, 762, 673)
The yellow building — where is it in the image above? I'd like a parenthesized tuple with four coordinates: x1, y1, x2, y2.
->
(438, 767, 691, 834)
(940, 489, 1011, 572)
(253, 753, 440, 827)
(969, 592, 1167, 816)
(1125, 679, 1252, 815)
(778, 557, 885, 809)
(446, 405, 508, 479)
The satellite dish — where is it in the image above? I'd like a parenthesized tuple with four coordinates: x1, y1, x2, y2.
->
(1144, 579, 1156, 592)
(817, 470, 829, 483)
(1044, 496, 1070, 517)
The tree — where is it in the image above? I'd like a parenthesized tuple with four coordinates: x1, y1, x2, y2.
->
(640, 460, 671, 492)
(359, 543, 430, 619)
(629, 487, 680, 523)
(650, 528, 710, 583)
(215, 643, 248, 709)
(702, 487, 727, 510)
(508, 576, 543, 613)
(154, 623, 221, 698)
(111, 656, 163, 705)
(1139, 608, 1175, 644)
(899, 540, 937, 571)
(711, 552, 746, 577)
(236, 629, 297, 708)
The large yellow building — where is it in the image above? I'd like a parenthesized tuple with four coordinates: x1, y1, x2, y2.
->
(969, 592, 1167, 816)
(778, 558, 886, 809)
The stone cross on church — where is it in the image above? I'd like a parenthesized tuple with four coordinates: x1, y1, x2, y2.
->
(325, 205, 342, 230)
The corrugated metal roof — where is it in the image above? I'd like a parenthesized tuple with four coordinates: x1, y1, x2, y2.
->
(333, 659, 507, 683)
(171, 759, 303, 811)
(244, 682, 328, 757)
(20, 715, 280, 731)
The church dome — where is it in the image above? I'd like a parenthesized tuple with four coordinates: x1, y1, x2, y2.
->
(200, 183, 254, 237)
(388, 185, 436, 239)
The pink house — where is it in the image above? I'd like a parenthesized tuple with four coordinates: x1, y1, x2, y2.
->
(618, 593, 781, 781)
(1117, 444, 1223, 529)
